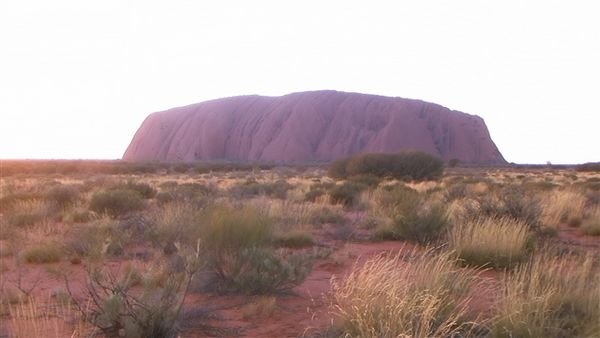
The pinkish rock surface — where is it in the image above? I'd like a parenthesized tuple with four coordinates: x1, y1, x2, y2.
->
(123, 90, 505, 164)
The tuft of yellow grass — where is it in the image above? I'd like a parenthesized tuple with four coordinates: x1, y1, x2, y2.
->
(581, 206, 600, 236)
(9, 295, 89, 338)
(449, 217, 530, 268)
(493, 252, 600, 337)
(540, 190, 586, 227)
(331, 248, 478, 338)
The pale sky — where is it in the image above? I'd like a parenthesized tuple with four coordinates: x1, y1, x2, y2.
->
(1, 0, 598, 164)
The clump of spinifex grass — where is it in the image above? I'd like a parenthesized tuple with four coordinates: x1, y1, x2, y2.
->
(331, 248, 479, 338)
(540, 190, 586, 227)
(492, 252, 600, 337)
(449, 217, 530, 269)
(581, 207, 600, 236)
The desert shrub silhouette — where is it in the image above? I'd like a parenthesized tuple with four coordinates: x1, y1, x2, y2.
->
(329, 151, 443, 181)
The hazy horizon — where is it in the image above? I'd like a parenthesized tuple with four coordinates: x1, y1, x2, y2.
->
(1, 1, 599, 164)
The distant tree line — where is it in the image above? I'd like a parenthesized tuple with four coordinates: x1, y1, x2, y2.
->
(328, 151, 444, 181)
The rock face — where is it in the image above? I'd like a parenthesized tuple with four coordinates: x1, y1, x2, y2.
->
(123, 90, 505, 164)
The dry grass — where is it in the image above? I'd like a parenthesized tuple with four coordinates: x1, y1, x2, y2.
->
(331, 248, 479, 337)
(9, 296, 89, 338)
(581, 207, 600, 236)
(540, 190, 587, 227)
(449, 217, 530, 268)
(7, 199, 53, 227)
(492, 252, 600, 337)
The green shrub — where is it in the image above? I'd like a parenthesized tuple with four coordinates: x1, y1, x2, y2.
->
(329, 182, 367, 207)
(214, 247, 315, 294)
(471, 186, 542, 230)
(82, 259, 201, 338)
(46, 184, 81, 209)
(329, 151, 444, 181)
(204, 204, 314, 294)
(230, 179, 291, 199)
(347, 174, 381, 188)
(373, 184, 419, 217)
(275, 231, 315, 248)
(121, 181, 157, 199)
(204, 204, 273, 251)
(64, 218, 128, 258)
(304, 182, 335, 202)
(149, 202, 204, 245)
(160, 182, 213, 203)
(89, 189, 144, 217)
(6, 199, 52, 227)
(307, 206, 347, 226)
(328, 158, 350, 178)
(391, 204, 448, 244)
(22, 243, 62, 263)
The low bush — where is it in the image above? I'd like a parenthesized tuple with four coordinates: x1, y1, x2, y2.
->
(6, 199, 53, 227)
(307, 206, 346, 226)
(120, 181, 157, 199)
(329, 182, 367, 208)
(64, 218, 128, 258)
(89, 189, 144, 217)
(329, 151, 444, 181)
(332, 248, 477, 337)
(22, 243, 62, 263)
(159, 182, 213, 204)
(203, 204, 315, 294)
(492, 253, 600, 337)
(212, 247, 315, 294)
(46, 184, 81, 209)
(275, 231, 315, 248)
(149, 202, 204, 246)
(449, 217, 530, 269)
(80, 256, 202, 338)
(204, 204, 273, 251)
(390, 204, 448, 244)
(469, 186, 542, 231)
(372, 184, 419, 217)
(347, 174, 381, 188)
(230, 179, 291, 199)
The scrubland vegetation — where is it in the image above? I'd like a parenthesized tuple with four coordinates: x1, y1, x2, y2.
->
(1, 155, 599, 337)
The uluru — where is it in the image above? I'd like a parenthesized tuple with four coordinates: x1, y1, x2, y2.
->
(123, 90, 505, 164)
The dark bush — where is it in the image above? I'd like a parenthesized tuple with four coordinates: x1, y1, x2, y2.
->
(275, 231, 315, 248)
(89, 189, 145, 217)
(347, 174, 382, 187)
(328, 158, 350, 178)
(329, 182, 367, 207)
(212, 247, 314, 294)
(375, 184, 420, 216)
(575, 162, 600, 172)
(203, 205, 314, 294)
(329, 151, 443, 181)
(230, 179, 291, 199)
(391, 204, 448, 244)
(46, 184, 81, 209)
(304, 182, 335, 202)
(475, 186, 542, 230)
(114, 181, 157, 199)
